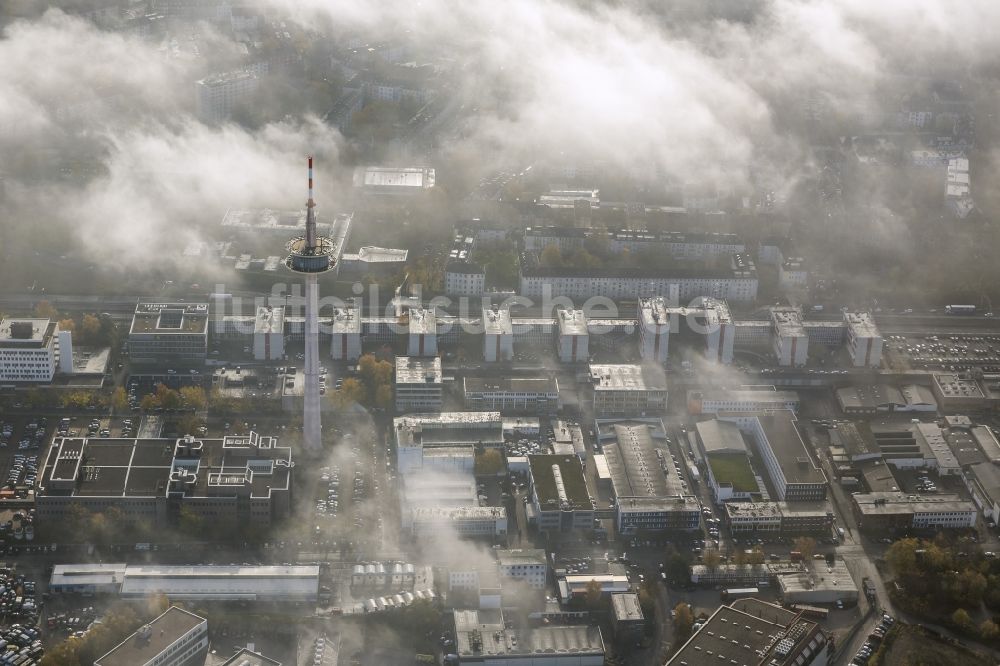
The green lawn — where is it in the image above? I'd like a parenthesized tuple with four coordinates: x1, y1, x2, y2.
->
(708, 454, 758, 492)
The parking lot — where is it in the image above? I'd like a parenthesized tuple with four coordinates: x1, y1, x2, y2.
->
(885, 333, 1000, 371)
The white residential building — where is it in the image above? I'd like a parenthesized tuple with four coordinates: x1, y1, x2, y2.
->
(252, 306, 284, 361)
(330, 302, 362, 361)
(406, 308, 438, 357)
(496, 548, 548, 589)
(844, 311, 883, 368)
(482, 306, 514, 362)
(771, 307, 808, 367)
(557, 309, 589, 363)
(196, 70, 259, 122)
(638, 297, 671, 364)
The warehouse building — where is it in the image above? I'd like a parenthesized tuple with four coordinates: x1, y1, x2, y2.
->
(778, 559, 859, 605)
(668, 598, 828, 666)
(610, 593, 645, 642)
(410, 506, 508, 538)
(394, 412, 502, 475)
(688, 388, 799, 415)
(454, 608, 605, 665)
(695, 419, 759, 503)
(718, 411, 827, 501)
(527, 454, 594, 532)
(599, 419, 701, 533)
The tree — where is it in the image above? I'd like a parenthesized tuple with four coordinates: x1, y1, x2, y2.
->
(179, 386, 207, 410)
(475, 448, 504, 476)
(540, 245, 564, 267)
(793, 537, 817, 561)
(584, 579, 603, 608)
(673, 602, 694, 643)
(155, 384, 181, 410)
(886, 538, 920, 576)
(80, 314, 101, 344)
(332, 378, 365, 409)
(952, 608, 973, 631)
(111, 387, 128, 413)
(702, 549, 721, 571)
(58, 318, 76, 334)
(732, 549, 747, 567)
(375, 384, 393, 410)
(140, 393, 158, 411)
(980, 619, 1000, 640)
(34, 300, 57, 319)
(748, 546, 766, 567)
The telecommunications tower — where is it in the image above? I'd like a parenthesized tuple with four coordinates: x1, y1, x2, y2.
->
(285, 156, 336, 452)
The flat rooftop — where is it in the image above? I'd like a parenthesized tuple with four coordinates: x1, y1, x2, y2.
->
(853, 492, 977, 515)
(728, 410, 825, 486)
(396, 356, 442, 384)
(483, 307, 513, 335)
(611, 593, 644, 622)
(455, 609, 603, 658)
(354, 166, 435, 189)
(844, 311, 880, 338)
(529, 454, 591, 509)
(771, 307, 806, 337)
(557, 309, 588, 335)
(934, 373, 986, 399)
(836, 384, 904, 410)
(696, 419, 748, 455)
(603, 420, 686, 499)
(95, 606, 205, 666)
(464, 377, 557, 394)
(130, 303, 209, 335)
(0, 318, 54, 346)
(221, 208, 332, 235)
(496, 548, 547, 567)
(693, 388, 799, 406)
(408, 308, 436, 334)
(220, 649, 281, 666)
(254, 306, 284, 334)
(589, 364, 667, 392)
(330, 303, 362, 333)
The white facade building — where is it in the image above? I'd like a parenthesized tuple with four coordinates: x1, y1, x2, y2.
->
(407, 308, 438, 356)
(557, 309, 589, 363)
(771, 307, 809, 367)
(0, 319, 60, 383)
(95, 606, 208, 666)
(496, 549, 548, 590)
(483, 306, 514, 362)
(638, 297, 670, 364)
(330, 302, 363, 361)
(395, 356, 443, 412)
(196, 70, 259, 122)
(844, 311, 883, 368)
(444, 262, 486, 296)
(252, 306, 284, 361)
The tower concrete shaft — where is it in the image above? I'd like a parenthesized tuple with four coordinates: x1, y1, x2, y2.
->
(302, 273, 322, 451)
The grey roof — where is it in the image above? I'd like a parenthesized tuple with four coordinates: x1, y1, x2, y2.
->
(696, 420, 747, 455)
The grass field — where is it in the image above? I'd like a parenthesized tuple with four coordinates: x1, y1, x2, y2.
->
(881, 624, 992, 666)
(707, 454, 758, 492)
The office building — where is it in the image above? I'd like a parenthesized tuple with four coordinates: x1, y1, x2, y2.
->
(668, 598, 828, 666)
(352, 166, 436, 195)
(778, 559, 859, 605)
(523, 226, 745, 260)
(496, 549, 548, 590)
(688, 388, 799, 415)
(851, 492, 977, 532)
(196, 70, 259, 122)
(844, 311, 883, 368)
(464, 377, 559, 414)
(127, 302, 209, 365)
(37, 432, 292, 528)
(588, 364, 668, 417)
(701, 298, 737, 364)
(0, 318, 61, 383)
(410, 506, 508, 538)
(95, 606, 208, 666)
(395, 356, 443, 412)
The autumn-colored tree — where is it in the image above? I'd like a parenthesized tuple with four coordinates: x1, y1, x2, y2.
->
(584, 579, 603, 607)
(702, 549, 721, 571)
(58, 318, 76, 334)
(332, 377, 365, 409)
(111, 387, 128, 413)
(952, 608, 973, 631)
(34, 300, 57, 319)
(81, 313, 101, 343)
(140, 393, 158, 411)
(179, 386, 207, 410)
(793, 536, 817, 561)
(540, 245, 563, 267)
(475, 448, 504, 476)
(748, 546, 766, 567)
(980, 619, 1000, 640)
(375, 383, 394, 410)
(886, 538, 920, 576)
(673, 602, 694, 643)
(155, 383, 181, 410)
